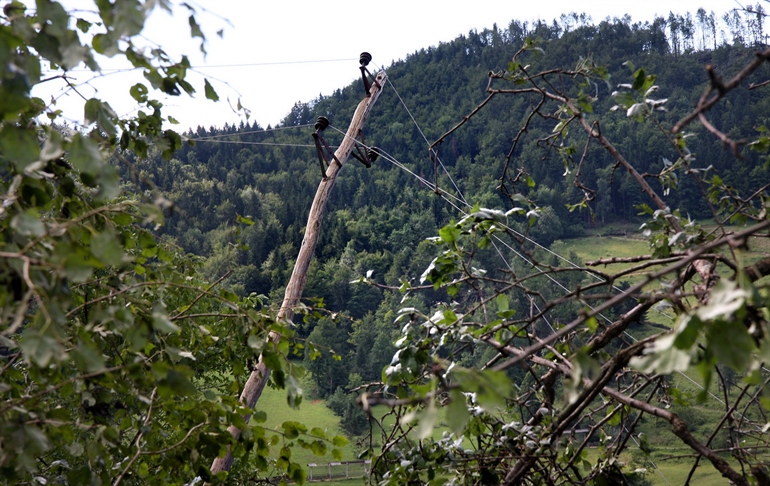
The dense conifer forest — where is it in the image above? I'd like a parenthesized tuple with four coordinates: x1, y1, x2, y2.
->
(122, 10, 770, 410)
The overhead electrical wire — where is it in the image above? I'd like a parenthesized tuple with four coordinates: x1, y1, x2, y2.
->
(343, 64, 770, 482)
(42, 58, 358, 74)
(343, 120, 672, 485)
(371, 70, 743, 420)
(372, 72, 682, 483)
(375, 63, 469, 207)
(188, 123, 321, 148)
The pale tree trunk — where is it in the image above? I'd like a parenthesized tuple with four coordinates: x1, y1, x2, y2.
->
(208, 71, 387, 477)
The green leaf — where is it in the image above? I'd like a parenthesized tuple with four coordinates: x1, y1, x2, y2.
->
(473, 369, 513, 412)
(63, 249, 96, 283)
(496, 293, 509, 313)
(72, 340, 106, 373)
(247, 334, 264, 352)
(585, 316, 598, 333)
(414, 401, 438, 440)
(144, 69, 163, 89)
(130, 83, 149, 102)
(113, 213, 134, 226)
(282, 421, 307, 439)
(568, 351, 599, 403)
(93, 32, 120, 56)
(162, 369, 197, 396)
(188, 14, 204, 38)
(287, 374, 303, 408)
(36, 0, 69, 37)
(309, 440, 326, 456)
(252, 410, 267, 423)
(612, 91, 636, 109)
(11, 210, 46, 237)
(69, 133, 103, 174)
(696, 280, 747, 321)
(0, 125, 39, 169)
(631, 68, 647, 90)
(288, 462, 306, 484)
(446, 388, 470, 435)
(91, 228, 124, 266)
(204, 79, 219, 101)
(672, 315, 702, 350)
(152, 310, 180, 334)
(112, 0, 145, 37)
(19, 330, 62, 368)
(157, 246, 173, 262)
(630, 333, 692, 374)
(525, 175, 536, 187)
(707, 320, 755, 372)
(441, 308, 458, 324)
(84, 98, 117, 136)
(438, 224, 461, 247)
(76, 18, 92, 33)
(262, 350, 282, 372)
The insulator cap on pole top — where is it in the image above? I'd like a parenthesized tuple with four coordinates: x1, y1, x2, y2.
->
(359, 52, 374, 96)
(314, 116, 329, 132)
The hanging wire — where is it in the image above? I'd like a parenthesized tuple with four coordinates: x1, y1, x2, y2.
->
(338, 65, 770, 481)
(187, 140, 318, 148)
(374, 62, 469, 207)
(42, 58, 359, 74)
(376, 79, 737, 410)
(352, 129, 674, 482)
(188, 123, 321, 148)
(190, 123, 316, 138)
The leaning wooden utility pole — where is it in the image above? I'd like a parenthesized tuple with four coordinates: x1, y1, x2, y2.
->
(209, 66, 387, 478)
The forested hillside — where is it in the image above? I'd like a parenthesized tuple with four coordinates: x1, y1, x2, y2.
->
(133, 13, 768, 319)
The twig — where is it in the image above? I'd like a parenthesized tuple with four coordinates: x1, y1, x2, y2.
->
(698, 112, 745, 157)
(113, 388, 157, 486)
(140, 422, 206, 455)
(171, 270, 233, 320)
(672, 47, 770, 133)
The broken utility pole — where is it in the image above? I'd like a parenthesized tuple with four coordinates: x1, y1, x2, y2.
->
(209, 68, 387, 478)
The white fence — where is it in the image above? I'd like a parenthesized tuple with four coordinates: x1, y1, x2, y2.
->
(306, 460, 371, 482)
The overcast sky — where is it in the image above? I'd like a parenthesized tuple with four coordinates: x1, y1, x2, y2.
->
(39, 0, 746, 131)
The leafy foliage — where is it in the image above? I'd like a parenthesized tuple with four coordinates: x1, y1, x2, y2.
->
(0, 2, 346, 484)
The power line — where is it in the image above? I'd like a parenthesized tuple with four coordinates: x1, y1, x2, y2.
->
(376, 62, 469, 207)
(42, 58, 358, 74)
(191, 58, 357, 69)
(364, 107, 672, 484)
(374, 72, 733, 408)
(361, 64, 770, 481)
(188, 140, 317, 148)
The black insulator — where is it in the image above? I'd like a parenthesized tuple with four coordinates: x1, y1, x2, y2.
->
(359, 52, 372, 67)
(315, 116, 329, 131)
(367, 147, 379, 162)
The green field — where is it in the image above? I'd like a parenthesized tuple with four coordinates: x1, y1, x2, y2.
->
(249, 381, 359, 463)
